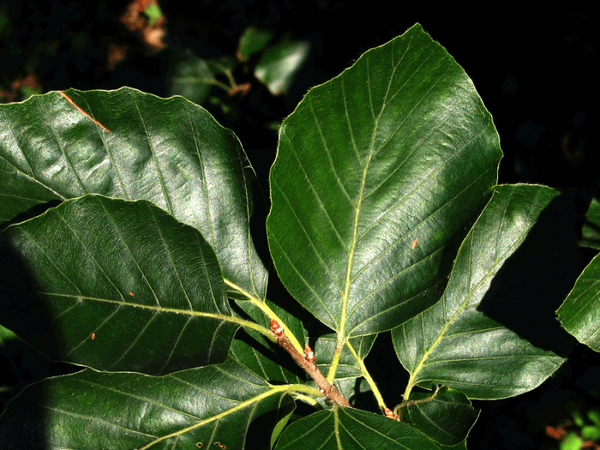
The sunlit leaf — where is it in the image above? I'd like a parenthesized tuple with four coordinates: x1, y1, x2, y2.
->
(0, 195, 239, 374)
(267, 23, 502, 343)
(275, 407, 441, 450)
(557, 252, 600, 352)
(393, 184, 577, 399)
(0, 359, 292, 449)
(0, 87, 267, 299)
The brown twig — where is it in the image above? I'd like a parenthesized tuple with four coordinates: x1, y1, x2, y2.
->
(270, 319, 351, 408)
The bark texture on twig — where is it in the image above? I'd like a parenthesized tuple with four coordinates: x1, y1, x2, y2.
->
(270, 319, 351, 408)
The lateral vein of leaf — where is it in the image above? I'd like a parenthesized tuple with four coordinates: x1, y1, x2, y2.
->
(360, 71, 460, 204)
(333, 45, 405, 369)
(272, 182, 342, 295)
(409, 194, 540, 388)
(277, 411, 331, 449)
(138, 386, 288, 450)
(132, 95, 174, 215)
(270, 184, 340, 325)
(187, 103, 216, 247)
(342, 409, 407, 447)
(340, 76, 362, 168)
(560, 279, 600, 324)
(108, 310, 160, 370)
(0, 108, 65, 200)
(281, 129, 350, 253)
(158, 315, 193, 373)
(237, 136, 264, 299)
(421, 353, 558, 368)
(0, 157, 65, 200)
(307, 97, 354, 206)
(349, 166, 489, 319)
(64, 304, 123, 356)
(41, 405, 157, 439)
(48, 117, 88, 194)
(347, 167, 492, 331)
(347, 245, 444, 331)
(16, 227, 82, 296)
(96, 198, 162, 307)
(415, 376, 540, 391)
(70, 377, 201, 420)
(71, 92, 129, 198)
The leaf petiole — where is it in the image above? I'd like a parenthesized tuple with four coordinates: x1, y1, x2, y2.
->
(345, 340, 386, 411)
(224, 278, 303, 353)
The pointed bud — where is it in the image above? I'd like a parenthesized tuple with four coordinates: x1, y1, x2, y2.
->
(270, 319, 284, 337)
(304, 344, 315, 363)
(384, 407, 397, 420)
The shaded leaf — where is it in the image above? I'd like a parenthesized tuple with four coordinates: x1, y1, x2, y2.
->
(275, 407, 441, 450)
(255, 35, 310, 95)
(393, 184, 577, 400)
(267, 23, 501, 343)
(580, 196, 600, 250)
(0, 87, 267, 299)
(557, 251, 600, 352)
(0, 359, 292, 450)
(0, 195, 239, 374)
(238, 27, 274, 62)
(404, 386, 478, 446)
(166, 48, 216, 105)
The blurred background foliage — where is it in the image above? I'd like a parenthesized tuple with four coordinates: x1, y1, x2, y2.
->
(0, 2, 598, 448)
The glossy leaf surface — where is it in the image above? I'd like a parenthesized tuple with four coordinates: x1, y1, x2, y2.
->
(275, 407, 441, 450)
(0, 359, 292, 449)
(393, 184, 576, 399)
(267, 23, 501, 340)
(0, 87, 266, 299)
(557, 252, 600, 352)
(404, 386, 478, 446)
(0, 195, 238, 374)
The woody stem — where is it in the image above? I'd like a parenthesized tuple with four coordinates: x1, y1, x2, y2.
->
(273, 330, 351, 408)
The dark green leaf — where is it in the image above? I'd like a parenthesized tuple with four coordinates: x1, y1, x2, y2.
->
(393, 184, 576, 400)
(0, 195, 239, 374)
(0, 359, 292, 449)
(275, 407, 441, 450)
(404, 386, 478, 446)
(267, 23, 501, 343)
(238, 27, 274, 62)
(557, 252, 600, 352)
(0, 87, 267, 299)
(580, 197, 600, 249)
(167, 48, 216, 105)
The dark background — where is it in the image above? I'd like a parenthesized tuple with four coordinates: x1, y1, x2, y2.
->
(1, 2, 598, 448)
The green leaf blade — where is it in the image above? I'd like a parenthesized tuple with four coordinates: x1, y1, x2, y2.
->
(0, 87, 267, 299)
(0, 359, 291, 450)
(394, 184, 577, 399)
(0, 195, 239, 374)
(558, 252, 600, 352)
(275, 408, 441, 450)
(405, 386, 478, 446)
(267, 24, 501, 339)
